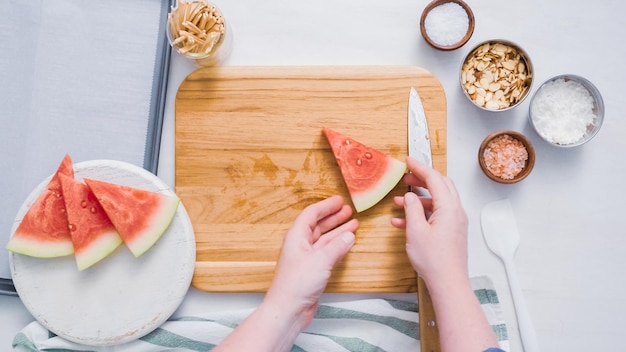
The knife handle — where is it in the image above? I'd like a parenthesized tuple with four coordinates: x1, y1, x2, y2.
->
(418, 275, 441, 352)
(410, 186, 440, 351)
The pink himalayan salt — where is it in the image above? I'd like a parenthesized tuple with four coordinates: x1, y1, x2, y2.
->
(483, 134, 528, 179)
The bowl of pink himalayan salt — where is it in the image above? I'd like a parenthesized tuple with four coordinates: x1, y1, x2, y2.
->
(420, 0, 475, 51)
(529, 74, 605, 147)
(478, 130, 536, 184)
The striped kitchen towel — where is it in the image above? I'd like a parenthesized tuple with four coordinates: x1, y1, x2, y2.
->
(13, 276, 508, 351)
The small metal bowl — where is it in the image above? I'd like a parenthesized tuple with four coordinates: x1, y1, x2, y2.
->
(460, 39, 533, 112)
(478, 130, 535, 184)
(529, 74, 604, 148)
(420, 0, 475, 51)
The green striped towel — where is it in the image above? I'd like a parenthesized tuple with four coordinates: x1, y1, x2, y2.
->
(13, 276, 508, 351)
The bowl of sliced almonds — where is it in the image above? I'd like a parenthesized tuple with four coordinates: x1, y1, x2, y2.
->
(460, 40, 533, 111)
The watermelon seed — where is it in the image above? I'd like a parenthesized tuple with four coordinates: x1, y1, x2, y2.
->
(345, 139, 351, 145)
(68, 224, 76, 231)
(365, 152, 372, 159)
(80, 200, 88, 208)
(90, 207, 97, 214)
(356, 159, 362, 166)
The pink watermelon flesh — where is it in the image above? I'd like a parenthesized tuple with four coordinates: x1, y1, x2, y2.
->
(323, 127, 407, 213)
(6, 154, 75, 257)
(59, 174, 122, 271)
(84, 178, 180, 258)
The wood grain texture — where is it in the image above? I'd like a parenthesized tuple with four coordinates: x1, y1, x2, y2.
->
(418, 276, 441, 352)
(174, 66, 447, 293)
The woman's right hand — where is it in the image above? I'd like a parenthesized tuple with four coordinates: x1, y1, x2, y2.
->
(392, 157, 499, 352)
(391, 156, 469, 287)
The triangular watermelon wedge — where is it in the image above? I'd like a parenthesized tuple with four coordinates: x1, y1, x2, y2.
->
(6, 154, 75, 258)
(59, 174, 123, 271)
(323, 127, 407, 213)
(84, 178, 180, 258)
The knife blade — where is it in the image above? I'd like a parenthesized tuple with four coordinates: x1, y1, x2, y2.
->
(407, 86, 441, 352)
(408, 86, 433, 169)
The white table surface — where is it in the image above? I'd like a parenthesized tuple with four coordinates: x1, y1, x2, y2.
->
(3, 1, 626, 351)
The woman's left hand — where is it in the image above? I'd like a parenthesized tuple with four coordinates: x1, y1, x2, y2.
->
(265, 195, 359, 330)
(213, 195, 358, 352)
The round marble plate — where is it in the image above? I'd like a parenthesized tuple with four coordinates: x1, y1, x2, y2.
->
(9, 160, 196, 346)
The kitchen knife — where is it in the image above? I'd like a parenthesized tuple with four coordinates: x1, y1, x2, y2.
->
(408, 86, 433, 169)
(408, 86, 441, 352)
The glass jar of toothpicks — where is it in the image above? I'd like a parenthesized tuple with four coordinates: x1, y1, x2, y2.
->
(167, 1, 232, 66)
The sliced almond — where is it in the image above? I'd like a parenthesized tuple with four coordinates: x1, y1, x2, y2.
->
(488, 82, 501, 92)
(486, 100, 500, 110)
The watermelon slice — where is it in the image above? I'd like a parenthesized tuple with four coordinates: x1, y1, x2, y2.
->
(59, 174, 123, 271)
(6, 154, 75, 257)
(84, 178, 180, 258)
(323, 127, 407, 213)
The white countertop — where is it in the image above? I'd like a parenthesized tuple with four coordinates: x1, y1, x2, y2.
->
(3, 1, 626, 350)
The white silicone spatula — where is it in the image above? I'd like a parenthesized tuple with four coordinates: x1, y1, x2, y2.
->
(481, 199, 540, 352)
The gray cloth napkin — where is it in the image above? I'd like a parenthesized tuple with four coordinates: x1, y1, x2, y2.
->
(12, 276, 509, 351)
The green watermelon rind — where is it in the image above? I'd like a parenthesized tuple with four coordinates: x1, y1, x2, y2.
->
(351, 157, 407, 213)
(59, 174, 124, 271)
(75, 231, 123, 271)
(83, 178, 180, 258)
(5, 237, 74, 258)
(323, 127, 407, 213)
(5, 154, 75, 258)
(123, 195, 180, 258)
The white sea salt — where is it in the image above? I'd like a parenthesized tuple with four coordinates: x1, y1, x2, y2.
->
(424, 2, 469, 46)
(530, 78, 597, 145)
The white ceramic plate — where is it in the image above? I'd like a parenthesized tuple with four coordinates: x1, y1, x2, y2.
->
(9, 160, 196, 346)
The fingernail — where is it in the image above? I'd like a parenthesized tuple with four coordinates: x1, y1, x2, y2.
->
(342, 232, 355, 244)
(405, 192, 417, 204)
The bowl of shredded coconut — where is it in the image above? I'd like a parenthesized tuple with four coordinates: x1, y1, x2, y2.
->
(420, 0, 475, 51)
(478, 130, 535, 184)
(529, 74, 604, 147)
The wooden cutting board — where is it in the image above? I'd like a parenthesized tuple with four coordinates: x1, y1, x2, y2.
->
(175, 66, 447, 293)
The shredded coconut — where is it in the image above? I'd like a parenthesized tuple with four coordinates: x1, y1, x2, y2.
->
(424, 2, 469, 46)
(483, 134, 528, 180)
(530, 78, 596, 145)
